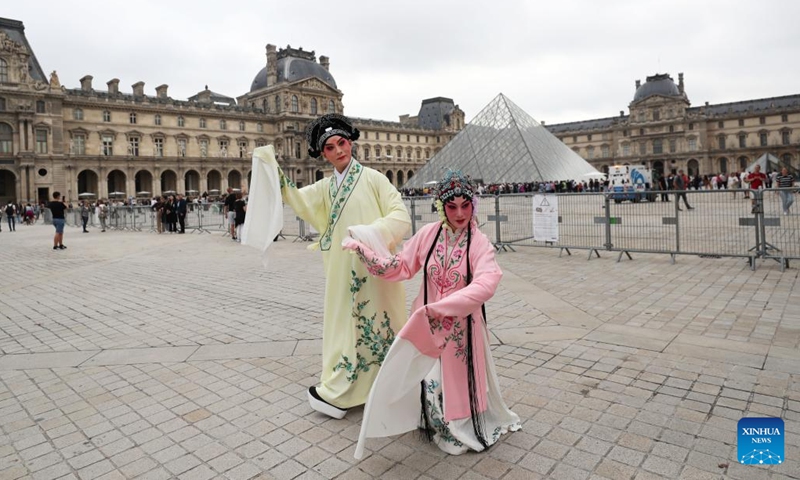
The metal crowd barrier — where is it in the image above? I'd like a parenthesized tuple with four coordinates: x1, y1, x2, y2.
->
(401, 188, 798, 270)
(37, 188, 798, 271)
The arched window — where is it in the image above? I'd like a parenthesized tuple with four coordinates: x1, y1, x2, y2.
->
(0, 59, 7, 83)
(328, 100, 335, 113)
(291, 95, 299, 113)
(311, 98, 318, 115)
(275, 95, 280, 112)
(0, 123, 12, 153)
(177, 115, 185, 127)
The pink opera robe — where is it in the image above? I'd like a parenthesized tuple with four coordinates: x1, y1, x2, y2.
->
(348, 220, 521, 458)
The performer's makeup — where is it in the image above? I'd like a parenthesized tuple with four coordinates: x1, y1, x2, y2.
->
(444, 196, 472, 230)
(322, 136, 352, 173)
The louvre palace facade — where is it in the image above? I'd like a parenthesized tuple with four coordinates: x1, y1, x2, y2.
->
(546, 73, 800, 179)
(0, 17, 464, 205)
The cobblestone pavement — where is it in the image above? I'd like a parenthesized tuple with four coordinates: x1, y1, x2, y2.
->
(0, 224, 798, 479)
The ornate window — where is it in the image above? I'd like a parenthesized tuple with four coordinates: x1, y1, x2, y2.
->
(652, 110, 660, 121)
(129, 112, 137, 124)
(102, 135, 114, 156)
(154, 114, 162, 126)
(177, 115, 185, 127)
(638, 142, 646, 155)
(256, 122, 263, 133)
(35, 129, 48, 153)
(218, 139, 228, 157)
(291, 95, 299, 113)
(153, 137, 164, 157)
(239, 141, 248, 158)
(199, 139, 208, 157)
(328, 100, 335, 113)
(587, 146, 594, 159)
(128, 136, 140, 156)
(669, 138, 676, 153)
(178, 138, 187, 157)
(688, 137, 697, 151)
(760, 132, 768, 146)
(622, 143, 630, 157)
(739, 134, 747, 148)
(311, 98, 318, 115)
(36, 101, 45, 113)
(220, 119, 227, 130)
(653, 139, 663, 154)
(73, 108, 84, 120)
(717, 135, 725, 150)
(601, 145, 610, 158)
(0, 123, 12, 153)
(239, 121, 245, 131)
(72, 134, 86, 155)
(199, 118, 206, 128)
(363, 145, 370, 160)
(782, 130, 791, 145)
(0, 59, 7, 83)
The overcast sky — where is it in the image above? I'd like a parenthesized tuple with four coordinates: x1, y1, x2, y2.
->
(7, 1, 799, 125)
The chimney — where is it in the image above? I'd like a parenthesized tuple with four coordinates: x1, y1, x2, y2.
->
(620, 110, 624, 117)
(319, 55, 330, 71)
(678, 72, 684, 94)
(132, 81, 145, 97)
(79, 75, 93, 92)
(635, 79, 641, 90)
(266, 44, 277, 87)
(107, 78, 119, 95)
(155, 84, 168, 98)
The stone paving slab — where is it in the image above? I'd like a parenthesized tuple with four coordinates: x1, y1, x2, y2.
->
(0, 225, 798, 479)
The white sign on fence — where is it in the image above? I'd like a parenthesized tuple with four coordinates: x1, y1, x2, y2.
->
(533, 194, 559, 242)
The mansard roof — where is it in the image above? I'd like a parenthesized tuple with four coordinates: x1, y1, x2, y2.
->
(0, 17, 47, 83)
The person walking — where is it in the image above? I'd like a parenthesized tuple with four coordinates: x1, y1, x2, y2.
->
(745, 164, 768, 213)
(48, 192, 68, 250)
(97, 200, 108, 232)
(80, 201, 90, 232)
(673, 169, 693, 211)
(4, 202, 15, 231)
(776, 167, 795, 215)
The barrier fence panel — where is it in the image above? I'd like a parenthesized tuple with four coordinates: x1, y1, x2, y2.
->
(762, 188, 800, 262)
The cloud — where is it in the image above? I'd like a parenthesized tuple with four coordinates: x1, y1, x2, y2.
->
(5, 0, 800, 124)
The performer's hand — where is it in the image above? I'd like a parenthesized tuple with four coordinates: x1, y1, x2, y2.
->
(341, 237, 360, 252)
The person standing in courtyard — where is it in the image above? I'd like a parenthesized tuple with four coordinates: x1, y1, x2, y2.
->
(242, 113, 411, 419)
(346, 170, 520, 458)
(224, 187, 237, 240)
(48, 192, 68, 250)
(673, 169, 693, 210)
(80, 201, 90, 233)
(176, 193, 188, 234)
(5, 202, 16, 231)
(745, 164, 768, 213)
(776, 167, 795, 215)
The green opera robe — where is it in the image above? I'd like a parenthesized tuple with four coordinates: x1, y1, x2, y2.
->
(276, 155, 410, 409)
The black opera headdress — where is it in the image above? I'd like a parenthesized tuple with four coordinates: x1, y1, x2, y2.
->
(305, 113, 360, 159)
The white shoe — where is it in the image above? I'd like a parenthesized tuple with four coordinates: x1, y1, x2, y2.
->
(307, 387, 347, 419)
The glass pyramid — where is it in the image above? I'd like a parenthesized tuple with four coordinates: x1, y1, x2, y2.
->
(404, 93, 599, 187)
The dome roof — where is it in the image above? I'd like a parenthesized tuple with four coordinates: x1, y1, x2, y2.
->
(250, 56, 337, 92)
(633, 74, 681, 103)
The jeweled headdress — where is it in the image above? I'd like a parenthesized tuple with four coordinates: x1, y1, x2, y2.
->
(434, 170, 476, 204)
(305, 113, 360, 159)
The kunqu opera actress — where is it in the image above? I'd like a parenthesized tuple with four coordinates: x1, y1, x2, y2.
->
(241, 114, 410, 420)
(344, 170, 520, 457)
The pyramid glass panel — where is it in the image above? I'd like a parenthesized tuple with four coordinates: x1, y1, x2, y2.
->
(404, 94, 599, 188)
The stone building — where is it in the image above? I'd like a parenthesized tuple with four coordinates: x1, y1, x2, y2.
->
(547, 73, 800, 179)
(0, 18, 464, 205)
